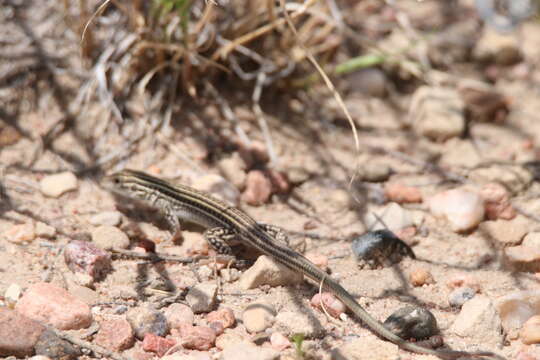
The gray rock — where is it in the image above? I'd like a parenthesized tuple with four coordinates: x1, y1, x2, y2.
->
(410, 86, 465, 141)
(450, 295, 503, 347)
(186, 282, 218, 313)
(448, 287, 477, 307)
(358, 162, 392, 183)
(384, 306, 438, 340)
(126, 307, 168, 340)
(34, 330, 81, 360)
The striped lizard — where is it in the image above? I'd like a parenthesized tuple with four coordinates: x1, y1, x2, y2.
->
(103, 169, 503, 360)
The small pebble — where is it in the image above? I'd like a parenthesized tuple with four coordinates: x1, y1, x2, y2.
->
(410, 86, 465, 141)
(480, 183, 517, 220)
(35, 222, 56, 238)
(479, 217, 529, 247)
(64, 240, 112, 281)
(473, 27, 521, 65)
(520, 315, 540, 344)
(208, 321, 225, 336)
(450, 295, 503, 347)
(241, 170, 273, 206)
(428, 188, 485, 232)
(310, 292, 346, 318)
(142, 333, 176, 357)
(175, 324, 216, 351)
(274, 310, 325, 338)
(94, 319, 135, 352)
(39, 172, 78, 198)
(363, 202, 413, 232)
(496, 290, 540, 339)
(384, 306, 438, 340)
(4, 283, 21, 308)
(91, 225, 130, 250)
(0, 308, 46, 357)
(238, 140, 270, 167)
(469, 165, 533, 194)
(448, 287, 477, 307)
(206, 308, 235, 329)
(409, 268, 434, 287)
(218, 153, 247, 190)
(220, 341, 279, 360)
(504, 245, 540, 272)
(220, 268, 240, 283)
(2, 223, 36, 244)
(359, 162, 392, 182)
(127, 307, 168, 340)
(15, 282, 92, 330)
(348, 67, 388, 98)
(34, 329, 81, 360)
(384, 183, 422, 204)
(215, 333, 248, 350)
(164, 303, 195, 330)
(270, 332, 291, 351)
(89, 211, 123, 227)
(267, 169, 290, 194)
(242, 302, 276, 333)
(186, 282, 218, 313)
(238, 255, 303, 290)
(446, 274, 480, 291)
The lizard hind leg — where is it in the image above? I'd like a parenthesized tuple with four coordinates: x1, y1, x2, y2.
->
(259, 223, 291, 247)
(204, 227, 238, 255)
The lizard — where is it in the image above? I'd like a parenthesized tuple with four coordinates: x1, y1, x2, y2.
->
(103, 169, 503, 360)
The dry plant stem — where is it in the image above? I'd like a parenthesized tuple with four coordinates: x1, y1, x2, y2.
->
(49, 327, 127, 360)
(110, 248, 235, 264)
(205, 82, 251, 145)
(212, 0, 318, 60)
(252, 72, 278, 165)
(80, 0, 112, 51)
(279, 0, 361, 198)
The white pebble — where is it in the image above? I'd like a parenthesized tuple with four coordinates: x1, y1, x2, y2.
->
(89, 211, 123, 226)
(428, 188, 485, 232)
(39, 172, 78, 197)
(5, 283, 22, 308)
(35, 222, 56, 238)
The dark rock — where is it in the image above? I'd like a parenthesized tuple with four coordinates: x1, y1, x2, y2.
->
(384, 306, 438, 340)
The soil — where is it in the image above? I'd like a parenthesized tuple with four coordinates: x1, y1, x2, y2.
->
(2, 0, 540, 359)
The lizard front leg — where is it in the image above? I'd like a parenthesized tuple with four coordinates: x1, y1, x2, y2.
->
(204, 227, 253, 267)
(164, 206, 183, 243)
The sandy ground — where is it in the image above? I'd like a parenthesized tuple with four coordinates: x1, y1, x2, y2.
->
(2, 1, 540, 359)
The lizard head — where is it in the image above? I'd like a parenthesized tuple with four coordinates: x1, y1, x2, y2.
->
(102, 169, 155, 202)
